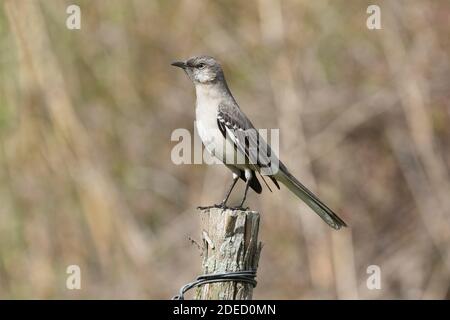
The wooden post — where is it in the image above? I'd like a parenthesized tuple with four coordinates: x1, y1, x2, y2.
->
(195, 207, 262, 300)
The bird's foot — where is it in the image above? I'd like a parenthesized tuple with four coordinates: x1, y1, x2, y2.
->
(229, 205, 249, 211)
(197, 202, 249, 211)
(197, 203, 228, 210)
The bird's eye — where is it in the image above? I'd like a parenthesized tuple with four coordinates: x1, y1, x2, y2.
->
(197, 63, 206, 69)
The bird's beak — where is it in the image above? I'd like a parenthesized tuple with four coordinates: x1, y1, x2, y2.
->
(171, 61, 187, 69)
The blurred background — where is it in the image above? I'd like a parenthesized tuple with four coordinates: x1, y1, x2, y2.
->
(0, 0, 449, 299)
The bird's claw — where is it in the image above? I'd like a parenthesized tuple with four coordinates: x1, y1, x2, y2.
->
(197, 203, 249, 211)
(197, 203, 227, 210)
(229, 206, 249, 211)
(197, 202, 250, 211)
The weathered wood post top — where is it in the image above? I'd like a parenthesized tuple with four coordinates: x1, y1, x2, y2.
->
(195, 207, 262, 300)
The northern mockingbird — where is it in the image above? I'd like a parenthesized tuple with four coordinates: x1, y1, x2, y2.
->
(171, 55, 347, 230)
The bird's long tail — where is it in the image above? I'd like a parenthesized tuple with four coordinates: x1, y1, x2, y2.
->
(276, 170, 347, 230)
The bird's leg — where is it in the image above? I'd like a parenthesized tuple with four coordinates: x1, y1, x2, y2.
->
(220, 173, 239, 207)
(232, 169, 251, 210)
(197, 173, 239, 210)
(233, 179, 250, 210)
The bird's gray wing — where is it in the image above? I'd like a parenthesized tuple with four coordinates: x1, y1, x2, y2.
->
(218, 103, 345, 229)
(217, 101, 281, 179)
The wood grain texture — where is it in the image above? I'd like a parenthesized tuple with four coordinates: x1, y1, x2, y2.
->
(195, 208, 262, 300)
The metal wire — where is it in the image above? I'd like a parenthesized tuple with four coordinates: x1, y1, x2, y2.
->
(172, 270, 257, 300)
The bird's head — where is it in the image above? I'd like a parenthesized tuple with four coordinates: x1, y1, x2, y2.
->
(171, 55, 224, 84)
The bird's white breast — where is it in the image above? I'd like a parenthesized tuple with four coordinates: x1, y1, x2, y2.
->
(195, 85, 235, 164)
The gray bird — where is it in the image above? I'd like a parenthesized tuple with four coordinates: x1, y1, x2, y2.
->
(171, 55, 347, 230)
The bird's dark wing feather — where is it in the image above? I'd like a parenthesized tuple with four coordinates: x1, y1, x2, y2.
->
(217, 102, 345, 229)
(217, 102, 280, 190)
(239, 169, 262, 194)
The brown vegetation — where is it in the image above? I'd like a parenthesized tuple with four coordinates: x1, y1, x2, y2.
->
(0, 0, 449, 299)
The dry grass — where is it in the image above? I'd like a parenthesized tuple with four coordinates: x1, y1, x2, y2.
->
(0, 0, 449, 299)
